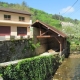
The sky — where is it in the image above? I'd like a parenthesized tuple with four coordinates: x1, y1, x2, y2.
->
(0, 0, 80, 20)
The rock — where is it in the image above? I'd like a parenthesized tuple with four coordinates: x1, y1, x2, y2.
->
(0, 76, 3, 80)
(48, 49, 55, 53)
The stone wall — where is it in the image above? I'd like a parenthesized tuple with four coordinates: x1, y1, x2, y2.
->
(0, 39, 34, 63)
(33, 27, 48, 55)
(61, 41, 70, 58)
(47, 38, 60, 51)
(33, 27, 61, 54)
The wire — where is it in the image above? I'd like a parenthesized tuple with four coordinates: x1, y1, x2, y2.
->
(62, 0, 78, 15)
(70, 6, 80, 15)
(66, 1, 80, 17)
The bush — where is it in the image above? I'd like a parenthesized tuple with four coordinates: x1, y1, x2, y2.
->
(0, 55, 60, 80)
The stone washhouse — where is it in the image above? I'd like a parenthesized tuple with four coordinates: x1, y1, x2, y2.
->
(32, 20, 68, 56)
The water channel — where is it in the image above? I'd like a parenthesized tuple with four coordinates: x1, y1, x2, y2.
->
(52, 54, 80, 80)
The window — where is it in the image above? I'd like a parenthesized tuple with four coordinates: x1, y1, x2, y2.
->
(4, 15, 11, 20)
(19, 16, 25, 21)
(0, 26, 10, 35)
(17, 27, 27, 35)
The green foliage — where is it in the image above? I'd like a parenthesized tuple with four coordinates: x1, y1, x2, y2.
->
(0, 74, 2, 76)
(62, 23, 80, 52)
(3, 3, 8, 7)
(52, 14, 64, 21)
(67, 36, 80, 51)
(59, 54, 65, 63)
(0, 55, 60, 80)
(21, 39, 40, 57)
(27, 39, 40, 52)
(30, 8, 62, 30)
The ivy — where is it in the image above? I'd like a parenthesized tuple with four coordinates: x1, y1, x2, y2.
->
(0, 55, 60, 80)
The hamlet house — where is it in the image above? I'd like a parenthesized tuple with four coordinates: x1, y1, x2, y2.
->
(0, 7, 32, 41)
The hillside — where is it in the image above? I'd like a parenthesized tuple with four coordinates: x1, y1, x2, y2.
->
(0, 1, 80, 48)
(0, 1, 79, 29)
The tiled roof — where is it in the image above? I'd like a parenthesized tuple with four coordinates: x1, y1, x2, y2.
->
(0, 7, 31, 15)
(32, 20, 67, 38)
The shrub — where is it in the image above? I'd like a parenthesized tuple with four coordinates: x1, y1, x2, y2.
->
(0, 55, 60, 80)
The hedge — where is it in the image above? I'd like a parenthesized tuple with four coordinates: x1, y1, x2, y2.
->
(0, 55, 60, 80)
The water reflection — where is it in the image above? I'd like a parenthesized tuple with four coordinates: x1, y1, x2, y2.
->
(53, 55, 80, 80)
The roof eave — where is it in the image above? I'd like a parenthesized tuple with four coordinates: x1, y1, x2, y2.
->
(32, 20, 67, 38)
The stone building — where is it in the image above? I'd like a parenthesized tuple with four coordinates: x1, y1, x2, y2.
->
(32, 20, 68, 55)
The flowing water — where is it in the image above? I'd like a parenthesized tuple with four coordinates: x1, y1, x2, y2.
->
(52, 54, 80, 80)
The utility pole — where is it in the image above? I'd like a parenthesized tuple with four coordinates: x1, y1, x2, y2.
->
(59, 12, 60, 22)
(59, 12, 61, 24)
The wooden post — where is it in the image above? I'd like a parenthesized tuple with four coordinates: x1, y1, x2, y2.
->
(54, 37, 62, 56)
(38, 24, 41, 36)
(60, 43, 62, 56)
(40, 28, 41, 36)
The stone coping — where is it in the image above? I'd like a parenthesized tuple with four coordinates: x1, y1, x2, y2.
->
(0, 60, 22, 67)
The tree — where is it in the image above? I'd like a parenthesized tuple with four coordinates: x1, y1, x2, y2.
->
(74, 19, 78, 24)
(3, 3, 8, 7)
(52, 14, 64, 21)
(21, 1, 27, 7)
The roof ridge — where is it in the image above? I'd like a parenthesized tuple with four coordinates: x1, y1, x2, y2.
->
(0, 7, 31, 15)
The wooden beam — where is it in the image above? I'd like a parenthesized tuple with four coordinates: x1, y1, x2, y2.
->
(41, 30, 49, 36)
(37, 35, 53, 38)
(37, 35, 61, 38)
(54, 37, 60, 43)
(54, 37, 63, 55)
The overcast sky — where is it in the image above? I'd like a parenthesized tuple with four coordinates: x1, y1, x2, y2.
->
(0, 0, 80, 20)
